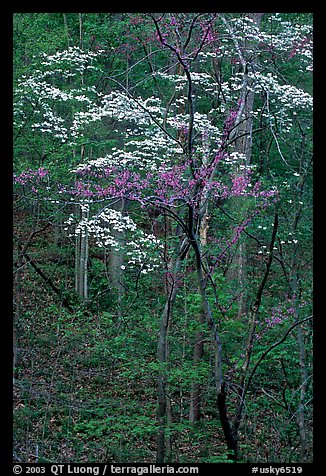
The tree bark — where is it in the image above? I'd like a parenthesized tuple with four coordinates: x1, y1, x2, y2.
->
(109, 199, 126, 319)
(156, 255, 183, 463)
(189, 223, 238, 458)
(79, 13, 83, 49)
(225, 12, 263, 319)
(63, 13, 70, 48)
(75, 203, 89, 299)
(288, 243, 309, 462)
(286, 150, 312, 462)
(189, 308, 205, 424)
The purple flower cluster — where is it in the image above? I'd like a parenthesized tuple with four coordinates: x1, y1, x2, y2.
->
(265, 304, 296, 329)
(222, 107, 238, 141)
(253, 300, 297, 342)
(13, 167, 49, 186)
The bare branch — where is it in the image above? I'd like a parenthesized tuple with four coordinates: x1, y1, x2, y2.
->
(244, 315, 313, 396)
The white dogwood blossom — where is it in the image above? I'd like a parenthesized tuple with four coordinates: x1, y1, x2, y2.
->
(65, 206, 163, 272)
(14, 47, 103, 144)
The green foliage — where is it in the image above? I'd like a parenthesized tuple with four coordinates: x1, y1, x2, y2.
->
(13, 12, 312, 465)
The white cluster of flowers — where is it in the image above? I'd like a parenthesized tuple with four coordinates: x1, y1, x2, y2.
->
(65, 207, 163, 273)
(224, 151, 247, 165)
(153, 70, 185, 83)
(251, 72, 313, 132)
(14, 76, 71, 141)
(101, 92, 161, 124)
(154, 70, 213, 91)
(71, 107, 106, 137)
(32, 107, 69, 142)
(73, 111, 185, 174)
(189, 71, 213, 84)
(16, 77, 70, 101)
(125, 130, 184, 161)
(125, 232, 164, 273)
(198, 51, 219, 59)
(222, 14, 312, 71)
(197, 14, 312, 74)
(255, 73, 312, 109)
(165, 110, 221, 142)
(265, 14, 313, 72)
(71, 92, 166, 139)
(223, 15, 262, 46)
(39, 46, 104, 74)
(14, 47, 103, 143)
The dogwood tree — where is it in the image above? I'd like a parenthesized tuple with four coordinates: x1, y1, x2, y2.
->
(13, 12, 312, 462)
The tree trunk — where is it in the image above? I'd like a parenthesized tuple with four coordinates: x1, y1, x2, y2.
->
(295, 312, 309, 462)
(189, 130, 212, 424)
(226, 12, 263, 319)
(217, 383, 239, 460)
(13, 240, 25, 381)
(63, 13, 70, 48)
(13, 257, 21, 381)
(75, 202, 89, 299)
(79, 13, 83, 49)
(156, 233, 189, 463)
(109, 199, 126, 319)
(286, 156, 311, 461)
(289, 251, 309, 462)
(156, 256, 182, 463)
(189, 210, 208, 424)
(189, 227, 239, 459)
(189, 309, 205, 424)
(13, 326, 18, 382)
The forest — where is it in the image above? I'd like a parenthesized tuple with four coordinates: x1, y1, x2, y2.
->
(13, 12, 313, 465)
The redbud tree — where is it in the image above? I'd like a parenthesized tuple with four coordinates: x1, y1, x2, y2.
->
(13, 13, 313, 462)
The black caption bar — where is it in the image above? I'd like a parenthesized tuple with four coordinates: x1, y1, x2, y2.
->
(11, 463, 316, 476)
